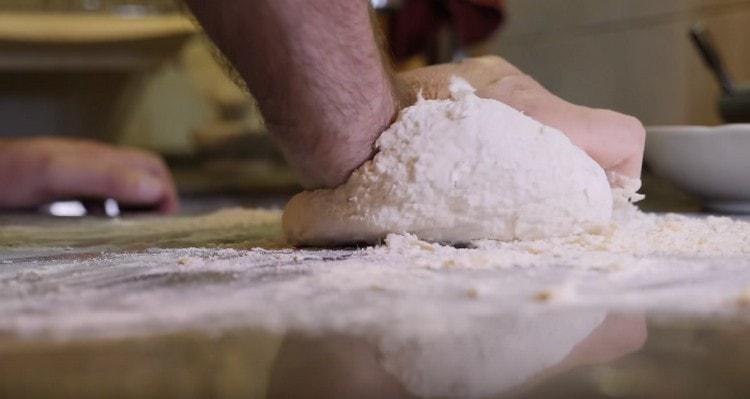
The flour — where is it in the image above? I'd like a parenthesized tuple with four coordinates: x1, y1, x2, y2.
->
(4, 207, 750, 398)
(381, 203, 750, 272)
(284, 78, 612, 246)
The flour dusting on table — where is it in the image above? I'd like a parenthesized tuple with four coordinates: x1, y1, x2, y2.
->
(2, 205, 750, 398)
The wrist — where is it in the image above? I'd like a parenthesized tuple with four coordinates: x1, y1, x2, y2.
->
(273, 78, 399, 189)
(392, 75, 417, 114)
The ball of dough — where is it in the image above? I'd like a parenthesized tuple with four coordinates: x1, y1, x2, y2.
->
(283, 78, 612, 246)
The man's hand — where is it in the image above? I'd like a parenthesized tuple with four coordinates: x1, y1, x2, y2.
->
(399, 56, 646, 179)
(0, 138, 179, 213)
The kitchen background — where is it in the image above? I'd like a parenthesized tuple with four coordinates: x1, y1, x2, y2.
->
(1, 0, 749, 205)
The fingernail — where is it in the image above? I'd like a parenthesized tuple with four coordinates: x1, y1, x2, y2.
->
(137, 175, 163, 201)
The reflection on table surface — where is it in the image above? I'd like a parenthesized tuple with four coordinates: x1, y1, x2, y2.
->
(5, 314, 750, 398)
(2, 207, 750, 398)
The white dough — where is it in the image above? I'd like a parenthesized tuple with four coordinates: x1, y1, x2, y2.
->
(283, 78, 613, 246)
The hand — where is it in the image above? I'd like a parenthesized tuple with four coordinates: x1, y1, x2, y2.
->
(398, 56, 646, 179)
(0, 138, 179, 213)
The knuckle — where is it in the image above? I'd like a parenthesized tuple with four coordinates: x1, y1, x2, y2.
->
(460, 55, 504, 73)
(496, 74, 537, 93)
(622, 115, 646, 147)
(630, 116, 646, 139)
(474, 55, 504, 67)
(493, 75, 541, 112)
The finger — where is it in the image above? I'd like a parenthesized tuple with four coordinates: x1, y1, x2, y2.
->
(477, 79, 646, 180)
(116, 148, 171, 178)
(154, 181, 180, 215)
(113, 148, 180, 214)
(44, 156, 167, 207)
(582, 110, 646, 179)
(609, 152, 644, 180)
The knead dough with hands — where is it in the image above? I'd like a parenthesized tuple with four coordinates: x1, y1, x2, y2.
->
(283, 78, 614, 246)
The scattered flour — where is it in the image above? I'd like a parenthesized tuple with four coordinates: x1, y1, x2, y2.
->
(3, 205, 750, 397)
(284, 78, 612, 246)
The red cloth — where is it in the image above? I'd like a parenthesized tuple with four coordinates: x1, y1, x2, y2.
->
(388, 0, 505, 62)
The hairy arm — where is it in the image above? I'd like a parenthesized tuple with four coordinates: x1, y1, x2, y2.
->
(186, 2, 644, 185)
(185, 0, 401, 189)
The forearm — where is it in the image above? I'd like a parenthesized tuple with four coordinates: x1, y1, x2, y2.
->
(186, 0, 400, 188)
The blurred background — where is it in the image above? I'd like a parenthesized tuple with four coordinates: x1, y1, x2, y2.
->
(2, 0, 749, 210)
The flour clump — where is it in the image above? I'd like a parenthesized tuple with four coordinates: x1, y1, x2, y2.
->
(283, 78, 613, 246)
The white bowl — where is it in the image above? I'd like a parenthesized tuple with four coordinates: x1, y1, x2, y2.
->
(645, 124, 750, 213)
